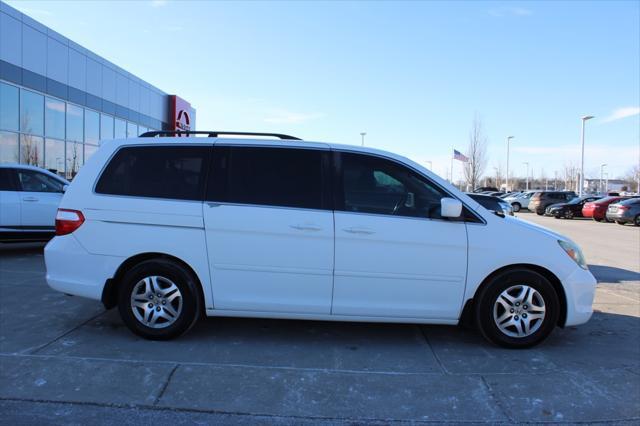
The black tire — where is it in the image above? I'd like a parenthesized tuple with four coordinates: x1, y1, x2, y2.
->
(475, 268, 560, 349)
(565, 211, 574, 219)
(615, 221, 625, 225)
(536, 210, 544, 216)
(512, 203, 521, 213)
(635, 215, 640, 227)
(593, 217, 602, 222)
(117, 259, 201, 340)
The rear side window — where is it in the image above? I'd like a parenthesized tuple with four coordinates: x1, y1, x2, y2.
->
(96, 146, 210, 201)
(0, 168, 18, 191)
(207, 146, 329, 210)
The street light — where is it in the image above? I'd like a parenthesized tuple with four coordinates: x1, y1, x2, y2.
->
(506, 136, 515, 191)
(600, 163, 607, 194)
(523, 162, 529, 190)
(360, 132, 366, 146)
(494, 166, 499, 188)
(578, 115, 594, 196)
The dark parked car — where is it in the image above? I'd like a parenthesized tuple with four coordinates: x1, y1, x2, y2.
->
(606, 198, 640, 226)
(545, 196, 601, 219)
(467, 193, 514, 216)
(473, 186, 498, 193)
(529, 191, 578, 215)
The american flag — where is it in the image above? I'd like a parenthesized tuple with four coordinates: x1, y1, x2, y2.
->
(453, 149, 468, 162)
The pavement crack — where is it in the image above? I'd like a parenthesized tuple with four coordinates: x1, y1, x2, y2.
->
(417, 325, 450, 375)
(480, 375, 513, 423)
(153, 364, 179, 405)
(22, 310, 107, 355)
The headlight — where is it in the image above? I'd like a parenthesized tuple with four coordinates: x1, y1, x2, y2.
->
(558, 240, 588, 270)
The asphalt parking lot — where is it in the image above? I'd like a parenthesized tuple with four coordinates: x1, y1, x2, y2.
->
(1, 213, 638, 425)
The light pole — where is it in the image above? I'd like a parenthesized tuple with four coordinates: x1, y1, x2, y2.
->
(494, 167, 499, 189)
(506, 136, 514, 191)
(578, 115, 594, 196)
(554, 170, 558, 190)
(604, 172, 609, 193)
(523, 162, 529, 190)
(360, 132, 366, 146)
(599, 164, 607, 194)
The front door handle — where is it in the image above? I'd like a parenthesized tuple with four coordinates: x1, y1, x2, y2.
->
(22, 197, 39, 202)
(343, 226, 375, 235)
(290, 224, 323, 232)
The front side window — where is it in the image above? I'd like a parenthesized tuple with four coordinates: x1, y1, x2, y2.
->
(96, 146, 209, 201)
(16, 169, 64, 193)
(338, 152, 448, 219)
(207, 146, 328, 210)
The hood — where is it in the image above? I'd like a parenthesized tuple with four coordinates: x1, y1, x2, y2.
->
(503, 215, 569, 242)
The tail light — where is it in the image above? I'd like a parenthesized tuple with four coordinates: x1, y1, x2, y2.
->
(618, 206, 628, 211)
(55, 209, 85, 236)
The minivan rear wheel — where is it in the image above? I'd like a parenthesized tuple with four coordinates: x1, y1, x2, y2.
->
(475, 269, 559, 348)
(117, 259, 201, 340)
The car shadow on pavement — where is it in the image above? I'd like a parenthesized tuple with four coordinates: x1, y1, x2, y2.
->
(589, 264, 640, 283)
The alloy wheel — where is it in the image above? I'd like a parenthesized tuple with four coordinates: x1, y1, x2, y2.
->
(130, 276, 183, 329)
(493, 285, 546, 338)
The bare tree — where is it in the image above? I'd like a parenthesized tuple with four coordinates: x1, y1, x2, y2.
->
(463, 114, 488, 191)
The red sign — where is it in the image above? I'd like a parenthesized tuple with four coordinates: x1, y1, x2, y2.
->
(169, 95, 194, 134)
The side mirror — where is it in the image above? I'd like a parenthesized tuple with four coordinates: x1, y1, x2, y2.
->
(62, 184, 69, 193)
(441, 197, 462, 218)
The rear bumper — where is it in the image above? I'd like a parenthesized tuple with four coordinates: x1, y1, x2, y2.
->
(44, 234, 124, 301)
(562, 266, 597, 327)
(606, 211, 632, 222)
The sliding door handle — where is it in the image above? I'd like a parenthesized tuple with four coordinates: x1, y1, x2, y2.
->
(290, 224, 323, 232)
(343, 226, 375, 235)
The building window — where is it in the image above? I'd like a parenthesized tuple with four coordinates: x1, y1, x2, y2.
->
(66, 104, 84, 142)
(45, 97, 66, 140)
(85, 144, 98, 162)
(101, 114, 114, 141)
(45, 138, 66, 177)
(65, 141, 83, 180)
(85, 109, 100, 145)
(126, 121, 137, 138)
(20, 90, 44, 136)
(19, 134, 44, 167)
(0, 83, 19, 132)
(0, 131, 19, 163)
(138, 126, 148, 136)
(114, 118, 126, 139)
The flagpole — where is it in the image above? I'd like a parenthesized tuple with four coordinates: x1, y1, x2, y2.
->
(450, 148, 454, 185)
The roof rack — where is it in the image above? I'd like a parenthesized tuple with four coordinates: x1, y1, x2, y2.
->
(139, 130, 301, 140)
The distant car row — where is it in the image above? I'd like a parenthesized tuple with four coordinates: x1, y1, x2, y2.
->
(497, 189, 640, 226)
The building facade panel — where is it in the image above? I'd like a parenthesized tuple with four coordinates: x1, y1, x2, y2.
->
(0, 0, 196, 180)
(0, 11, 21, 66)
(21, 24, 46, 75)
(47, 36, 69, 84)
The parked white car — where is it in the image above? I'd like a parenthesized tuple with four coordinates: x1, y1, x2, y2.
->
(44, 132, 596, 348)
(504, 191, 535, 212)
(0, 164, 69, 242)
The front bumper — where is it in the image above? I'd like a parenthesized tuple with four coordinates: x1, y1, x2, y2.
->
(562, 266, 597, 327)
(45, 234, 124, 301)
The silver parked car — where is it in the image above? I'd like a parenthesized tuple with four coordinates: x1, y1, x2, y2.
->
(606, 198, 640, 226)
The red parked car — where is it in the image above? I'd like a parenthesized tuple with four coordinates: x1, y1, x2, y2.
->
(582, 196, 631, 222)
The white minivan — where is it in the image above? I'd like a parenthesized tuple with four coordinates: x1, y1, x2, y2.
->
(44, 131, 596, 348)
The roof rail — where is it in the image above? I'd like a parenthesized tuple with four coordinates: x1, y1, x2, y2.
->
(139, 130, 302, 140)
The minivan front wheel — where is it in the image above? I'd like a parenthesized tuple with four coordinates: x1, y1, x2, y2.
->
(118, 259, 201, 340)
(475, 269, 559, 348)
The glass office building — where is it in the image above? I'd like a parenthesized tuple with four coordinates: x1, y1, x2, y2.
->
(0, 1, 195, 179)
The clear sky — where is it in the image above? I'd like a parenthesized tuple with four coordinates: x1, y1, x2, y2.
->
(7, 0, 640, 182)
